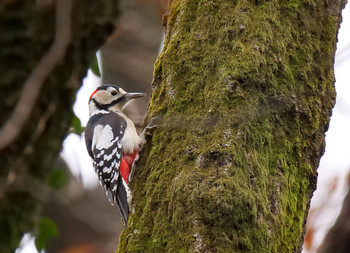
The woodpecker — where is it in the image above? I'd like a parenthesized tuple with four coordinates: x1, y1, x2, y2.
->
(85, 84, 146, 224)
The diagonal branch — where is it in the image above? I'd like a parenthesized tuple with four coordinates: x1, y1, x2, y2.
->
(0, 0, 73, 151)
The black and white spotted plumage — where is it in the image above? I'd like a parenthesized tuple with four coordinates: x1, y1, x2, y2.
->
(85, 111, 131, 222)
(85, 112, 124, 194)
(85, 85, 146, 225)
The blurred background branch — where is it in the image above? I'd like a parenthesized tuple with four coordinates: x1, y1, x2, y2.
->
(0, 0, 119, 252)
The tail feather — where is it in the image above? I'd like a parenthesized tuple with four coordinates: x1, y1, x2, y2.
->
(114, 175, 130, 225)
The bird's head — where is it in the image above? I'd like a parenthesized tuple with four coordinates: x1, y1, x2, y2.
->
(88, 84, 146, 115)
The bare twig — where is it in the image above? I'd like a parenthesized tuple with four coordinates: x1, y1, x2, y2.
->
(0, 0, 73, 151)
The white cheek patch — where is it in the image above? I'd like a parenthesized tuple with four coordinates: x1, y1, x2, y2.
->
(96, 91, 112, 104)
(94, 90, 113, 105)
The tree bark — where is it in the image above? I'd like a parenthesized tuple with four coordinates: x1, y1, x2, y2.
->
(118, 0, 347, 252)
(0, 1, 119, 252)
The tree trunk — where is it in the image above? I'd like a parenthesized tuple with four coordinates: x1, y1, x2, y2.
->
(0, 1, 119, 252)
(118, 0, 347, 252)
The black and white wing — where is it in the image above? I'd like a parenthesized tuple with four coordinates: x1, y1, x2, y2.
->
(85, 112, 130, 223)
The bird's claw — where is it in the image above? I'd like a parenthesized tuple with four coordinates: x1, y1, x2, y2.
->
(141, 117, 161, 139)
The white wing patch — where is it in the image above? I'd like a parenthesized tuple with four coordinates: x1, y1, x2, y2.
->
(92, 124, 114, 151)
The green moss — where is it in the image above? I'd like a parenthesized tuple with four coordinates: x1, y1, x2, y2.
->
(119, 0, 343, 252)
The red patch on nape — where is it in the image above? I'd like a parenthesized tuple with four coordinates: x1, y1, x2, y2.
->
(89, 88, 98, 101)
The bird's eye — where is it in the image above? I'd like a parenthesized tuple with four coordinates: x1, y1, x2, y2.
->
(111, 90, 117, 96)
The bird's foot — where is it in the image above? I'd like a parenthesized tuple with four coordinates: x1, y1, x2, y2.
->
(140, 117, 161, 141)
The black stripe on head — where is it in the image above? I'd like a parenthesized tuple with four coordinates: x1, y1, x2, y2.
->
(92, 98, 109, 111)
(97, 84, 121, 91)
(91, 84, 125, 110)
(92, 96, 126, 111)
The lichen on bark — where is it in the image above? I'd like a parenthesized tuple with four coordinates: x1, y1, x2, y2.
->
(118, 0, 346, 252)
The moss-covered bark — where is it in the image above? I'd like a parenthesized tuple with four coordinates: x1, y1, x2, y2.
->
(0, 1, 119, 252)
(119, 0, 346, 252)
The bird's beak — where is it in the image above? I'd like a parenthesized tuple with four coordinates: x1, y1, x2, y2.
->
(123, 92, 146, 100)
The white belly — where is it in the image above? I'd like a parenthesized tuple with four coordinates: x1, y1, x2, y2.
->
(117, 112, 142, 154)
